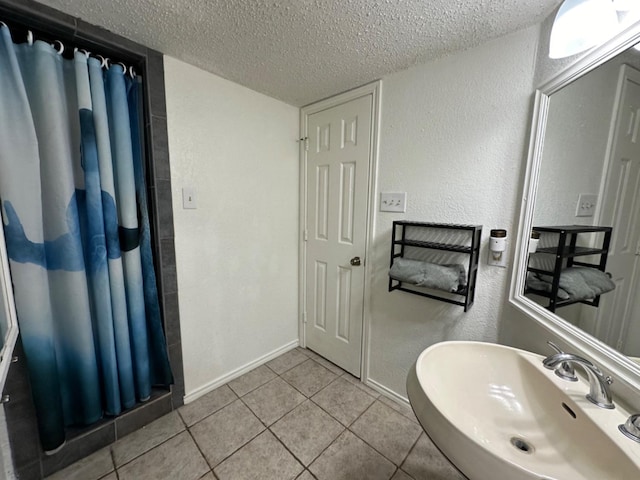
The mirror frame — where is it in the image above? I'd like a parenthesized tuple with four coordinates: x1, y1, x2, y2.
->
(510, 20, 640, 389)
(0, 213, 18, 392)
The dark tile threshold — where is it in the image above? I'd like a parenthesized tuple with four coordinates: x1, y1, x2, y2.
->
(42, 389, 172, 476)
(65, 388, 171, 441)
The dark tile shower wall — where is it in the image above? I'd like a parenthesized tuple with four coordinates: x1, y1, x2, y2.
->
(0, 1, 184, 478)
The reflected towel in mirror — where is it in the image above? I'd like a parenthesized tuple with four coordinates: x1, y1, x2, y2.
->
(528, 267, 615, 301)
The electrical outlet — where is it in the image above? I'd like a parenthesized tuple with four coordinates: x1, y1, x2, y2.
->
(380, 192, 407, 212)
(182, 187, 197, 209)
(575, 194, 597, 217)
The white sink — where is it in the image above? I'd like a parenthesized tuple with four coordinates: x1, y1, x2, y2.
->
(406, 341, 640, 480)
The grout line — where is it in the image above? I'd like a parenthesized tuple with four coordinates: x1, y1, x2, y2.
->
(205, 427, 266, 473)
(299, 424, 347, 472)
(175, 407, 187, 425)
(265, 425, 308, 472)
(308, 379, 377, 429)
(237, 395, 269, 429)
(179, 388, 239, 428)
(112, 424, 187, 471)
(347, 399, 424, 468)
(344, 428, 401, 472)
(192, 396, 272, 470)
(262, 362, 279, 375)
(308, 395, 357, 429)
(185, 425, 214, 472)
(278, 359, 343, 399)
(226, 366, 277, 398)
(264, 351, 309, 376)
(265, 398, 346, 469)
(236, 376, 308, 428)
(261, 360, 351, 472)
(398, 431, 423, 474)
(107, 447, 118, 480)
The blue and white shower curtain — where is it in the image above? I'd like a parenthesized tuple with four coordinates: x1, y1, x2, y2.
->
(0, 25, 172, 452)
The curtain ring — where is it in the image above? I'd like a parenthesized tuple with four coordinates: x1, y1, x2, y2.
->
(128, 66, 136, 78)
(0, 21, 7, 29)
(96, 55, 109, 69)
(74, 47, 90, 57)
(116, 62, 127, 74)
(52, 40, 64, 55)
(27, 30, 33, 45)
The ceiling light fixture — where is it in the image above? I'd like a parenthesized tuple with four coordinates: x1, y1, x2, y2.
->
(549, 0, 620, 58)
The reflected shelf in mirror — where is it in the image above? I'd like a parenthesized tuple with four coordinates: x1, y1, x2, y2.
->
(510, 17, 640, 405)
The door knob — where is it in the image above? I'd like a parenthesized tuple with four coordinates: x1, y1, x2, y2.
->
(350, 256, 361, 266)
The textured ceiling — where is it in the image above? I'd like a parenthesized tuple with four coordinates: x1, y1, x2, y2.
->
(37, 0, 560, 106)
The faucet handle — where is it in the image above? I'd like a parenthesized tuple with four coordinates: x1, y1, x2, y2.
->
(619, 414, 640, 443)
(546, 342, 578, 382)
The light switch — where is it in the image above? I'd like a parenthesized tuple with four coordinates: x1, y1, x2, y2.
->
(380, 192, 407, 213)
(182, 187, 197, 209)
(575, 194, 597, 217)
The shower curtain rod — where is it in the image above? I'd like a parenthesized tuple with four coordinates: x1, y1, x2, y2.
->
(0, 19, 138, 78)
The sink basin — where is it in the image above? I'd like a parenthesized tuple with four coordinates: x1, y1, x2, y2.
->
(406, 341, 640, 480)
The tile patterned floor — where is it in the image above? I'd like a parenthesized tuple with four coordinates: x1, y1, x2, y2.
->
(45, 347, 467, 480)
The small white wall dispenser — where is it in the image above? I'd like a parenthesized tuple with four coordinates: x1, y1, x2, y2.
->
(529, 230, 540, 254)
(488, 229, 508, 267)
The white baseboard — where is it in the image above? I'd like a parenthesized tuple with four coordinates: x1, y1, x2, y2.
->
(364, 377, 411, 407)
(183, 340, 299, 404)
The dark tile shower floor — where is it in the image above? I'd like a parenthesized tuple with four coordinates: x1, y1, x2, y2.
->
(44, 347, 466, 480)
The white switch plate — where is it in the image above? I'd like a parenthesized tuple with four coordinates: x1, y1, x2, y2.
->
(380, 192, 407, 212)
(575, 193, 597, 217)
(182, 187, 197, 209)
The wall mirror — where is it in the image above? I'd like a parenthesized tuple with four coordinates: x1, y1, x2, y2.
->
(510, 20, 640, 387)
(0, 214, 18, 392)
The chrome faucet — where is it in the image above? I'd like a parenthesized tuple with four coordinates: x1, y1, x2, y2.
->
(546, 341, 578, 382)
(620, 414, 640, 443)
(543, 352, 614, 409)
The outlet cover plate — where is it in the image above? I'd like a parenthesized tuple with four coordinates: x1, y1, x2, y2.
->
(487, 248, 508, 268)
(575, 193, 597, 217)
(182, 187, 197, 209)
(380, 192, 407, 212)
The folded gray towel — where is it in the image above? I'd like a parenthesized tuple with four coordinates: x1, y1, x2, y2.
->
(389, 258, 466, 292)
(532, 267, 615, 301)
(539, 269, 596, 300)
(526, 272, 570, 300)
(572, 267, 615, 295)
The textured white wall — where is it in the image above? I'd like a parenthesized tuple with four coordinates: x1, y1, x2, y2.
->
(0, 404, 12, 480)
(367, 26, 540, 398)
(533, 60, 620, 227)
(163, 25, 547, 402)
(164, 57, 300, 398)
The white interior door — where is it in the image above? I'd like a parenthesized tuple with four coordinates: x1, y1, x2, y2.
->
(593, 65, 640, 351)
(303, 93, 373, 377)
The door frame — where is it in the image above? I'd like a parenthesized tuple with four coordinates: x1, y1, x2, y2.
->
(592, 64, 640, 348)
(298, 81, 381, 380)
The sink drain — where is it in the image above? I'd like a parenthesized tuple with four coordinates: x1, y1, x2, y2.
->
(510, 437, 534, 454)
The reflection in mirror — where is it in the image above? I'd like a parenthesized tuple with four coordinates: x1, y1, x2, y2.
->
(0, 292, 6, 352)
(526, 40, 640, 358)
(0, 212, 18, 391)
